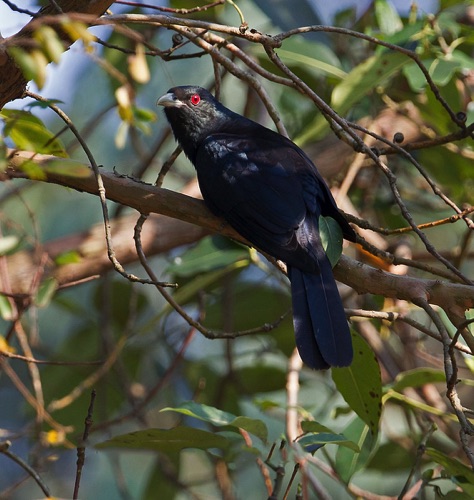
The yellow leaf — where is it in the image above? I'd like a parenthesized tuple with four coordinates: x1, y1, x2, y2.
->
(42, 429, 66, 446)
(115, 85, 133, 123)
(0, 336, 16, 354)
(60, 20, 95, 45)
(29, 49, 49, 89)
(34, 25, 64, 63)
(128, 43, 150, 84)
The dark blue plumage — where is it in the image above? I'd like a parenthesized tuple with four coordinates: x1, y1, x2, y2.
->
(157, 85, 356, 369)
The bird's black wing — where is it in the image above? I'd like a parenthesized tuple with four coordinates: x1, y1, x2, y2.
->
(195, 133, 332, 273)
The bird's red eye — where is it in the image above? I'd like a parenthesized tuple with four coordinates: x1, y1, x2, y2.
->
(190, 94, 201, 105)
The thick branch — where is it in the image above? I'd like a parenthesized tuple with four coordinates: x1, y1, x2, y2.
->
(4, 211, 208, 295)
(5, 150, 236, 238)
(3, 150, 474, 316)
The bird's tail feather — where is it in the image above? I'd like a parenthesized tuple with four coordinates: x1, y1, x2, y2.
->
(288, 260, 353, 369)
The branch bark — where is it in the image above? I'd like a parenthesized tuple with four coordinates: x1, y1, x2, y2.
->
(4, 209, 208, 295)
(3, 150, 474, 318)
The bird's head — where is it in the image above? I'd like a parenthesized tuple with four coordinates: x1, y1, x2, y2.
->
(157, 86, 233, 160)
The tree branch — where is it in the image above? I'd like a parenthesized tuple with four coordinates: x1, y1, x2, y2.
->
(0, 0, 114, 109)
(3, 150, 474, 318)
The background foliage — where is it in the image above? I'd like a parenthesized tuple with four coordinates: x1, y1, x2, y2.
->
(0, 0, 474, 498)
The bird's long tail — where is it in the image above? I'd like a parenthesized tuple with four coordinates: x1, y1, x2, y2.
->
(288, 259, 353, 369)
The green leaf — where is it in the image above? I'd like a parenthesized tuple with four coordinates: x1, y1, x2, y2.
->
(301, 421, 336, 434)
(319, 215, 343, 268)
(202, 280, 291, 332)
(165, 264, 246, 313)
(403, 60, 432, 92)
(366, 440, 418, 471)
(8, 47, 48, 89)
(34, 25, 64, 63)
(379, 20, 425, 46)
(133, 106, 156, 123)
(54, 250, 82, 265)
(331, 50, 407, 115)
(0, 136, 7, 171)
(450, 50, 474, 71)
(404, 57, 463, 92)
(300, 422, 360, 453)
(237, 364, 287, 393)
(160, 250, 253, 318)
(254, 399, 282, 411)
(142, 456, 181, 500)
(277, 37, 346, 79)
(375, 0, 403, 35)
(34, 278, 58, 308)
(297, 49, 408, 143)
(25, 99, 64, 110)
(335, 416, 377, 482)
(41, 158, 92, 178)
(429, 58, 461, 86)
(0, 295, 14, 321)
(93, 280, 149, 328)
(442, 491, 474, 500)
(0, 235, 20, 256)
(162, 402, 237, 426)
(297, 432, 360, 453)
(168, 236, 250, 278)
(277, 49, 346, 79)
(161, 401, 268, 441)
(332, 331, 382, 436)
(1, 109, 67, 157)
(231, 417, 268, 441)
(14, 158, 47, 180)
(385, 390, 458, 421)
(96, 426, 230, 453)
(425, 448, 474, 495)
(391, 368, 445, 392)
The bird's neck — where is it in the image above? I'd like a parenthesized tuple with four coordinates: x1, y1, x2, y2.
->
(165, 108, 245, 163)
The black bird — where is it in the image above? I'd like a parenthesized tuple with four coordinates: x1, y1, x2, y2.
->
(157, 85, 356, 369)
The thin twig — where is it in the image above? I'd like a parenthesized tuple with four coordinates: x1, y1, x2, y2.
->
(91, 321, 196, 433)
(155, 145, 182, 187)
(0, 441, 51, 497)
(398, 422, 437, 499)
(0, 350, 103, 365)
(12, 320, 45, 426)
(47, 336, 127, 412)
(348, 121, 472, 227)
(133, 214, 290, 340)
(73, 390, 96, 499)
(23, 91, 176, 288)
(346, 308, 472, 356)
(414, 298, 474, 467)
(350, 207, 474, 236)
(115, 0, 225, 14)
(0, 357, 73, 438)
(1, 0, 37, 17)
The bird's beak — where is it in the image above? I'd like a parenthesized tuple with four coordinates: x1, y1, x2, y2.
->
(156, 92, 184, 108)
